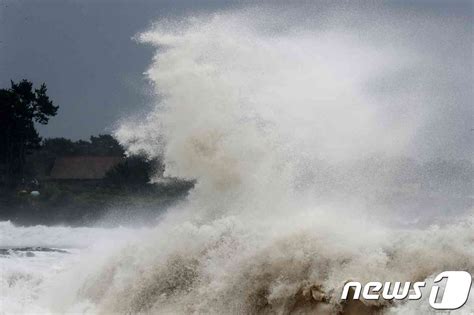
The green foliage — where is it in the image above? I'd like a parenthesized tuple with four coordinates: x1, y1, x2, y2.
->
(0, 80, 58, 186)
(41, 134, 124, 157)
(88, 134, 125, 156)
(41, 138, 77, 156)
(105, 156, 153, 190)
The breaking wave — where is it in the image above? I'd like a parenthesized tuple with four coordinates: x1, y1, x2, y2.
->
(111, 8, 474, 314)
(5, 5, 473, 314)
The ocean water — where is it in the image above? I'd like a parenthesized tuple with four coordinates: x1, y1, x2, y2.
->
(1, 214, 473, 314)
(0, 221, 149, 313)
(2, 4, 473, 314)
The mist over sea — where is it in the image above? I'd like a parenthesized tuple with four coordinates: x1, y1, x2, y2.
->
(1, 4, 473, 314)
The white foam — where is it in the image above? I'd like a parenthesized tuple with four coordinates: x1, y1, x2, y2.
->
(2, 5, 472, 314)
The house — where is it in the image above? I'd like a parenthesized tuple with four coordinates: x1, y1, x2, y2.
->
(48, 156, 123, 181)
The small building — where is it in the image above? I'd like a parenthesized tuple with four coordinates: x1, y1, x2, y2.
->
(49, 156, 123, 181)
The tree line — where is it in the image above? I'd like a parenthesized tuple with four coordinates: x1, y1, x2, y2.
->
(0, 79, 160, 190)
(0, 80, 58, 187)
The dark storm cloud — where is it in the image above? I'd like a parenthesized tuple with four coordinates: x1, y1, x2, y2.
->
(0, 0, 472, 160)
(0, 0, 237, 139)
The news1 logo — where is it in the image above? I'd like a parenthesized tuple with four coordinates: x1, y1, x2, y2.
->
(341, 271, 472, 310)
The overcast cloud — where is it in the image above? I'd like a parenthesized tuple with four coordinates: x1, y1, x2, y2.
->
(0, 0, 472, 159)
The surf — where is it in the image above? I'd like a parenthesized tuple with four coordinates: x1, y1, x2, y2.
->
(2, 4, 472, 314)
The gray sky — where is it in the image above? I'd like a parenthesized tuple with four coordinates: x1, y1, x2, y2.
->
(1, 0, 472, 146)
(0, 0, 237, 139)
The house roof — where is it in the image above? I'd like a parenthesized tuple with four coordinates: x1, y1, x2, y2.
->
(49, 156, 123, 180)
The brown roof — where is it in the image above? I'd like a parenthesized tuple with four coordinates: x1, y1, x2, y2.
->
(49, 156, 123, 180)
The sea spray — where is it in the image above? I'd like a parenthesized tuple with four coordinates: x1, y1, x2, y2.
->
(3, 5, 472, 314)
(108, 10, 474, 313)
